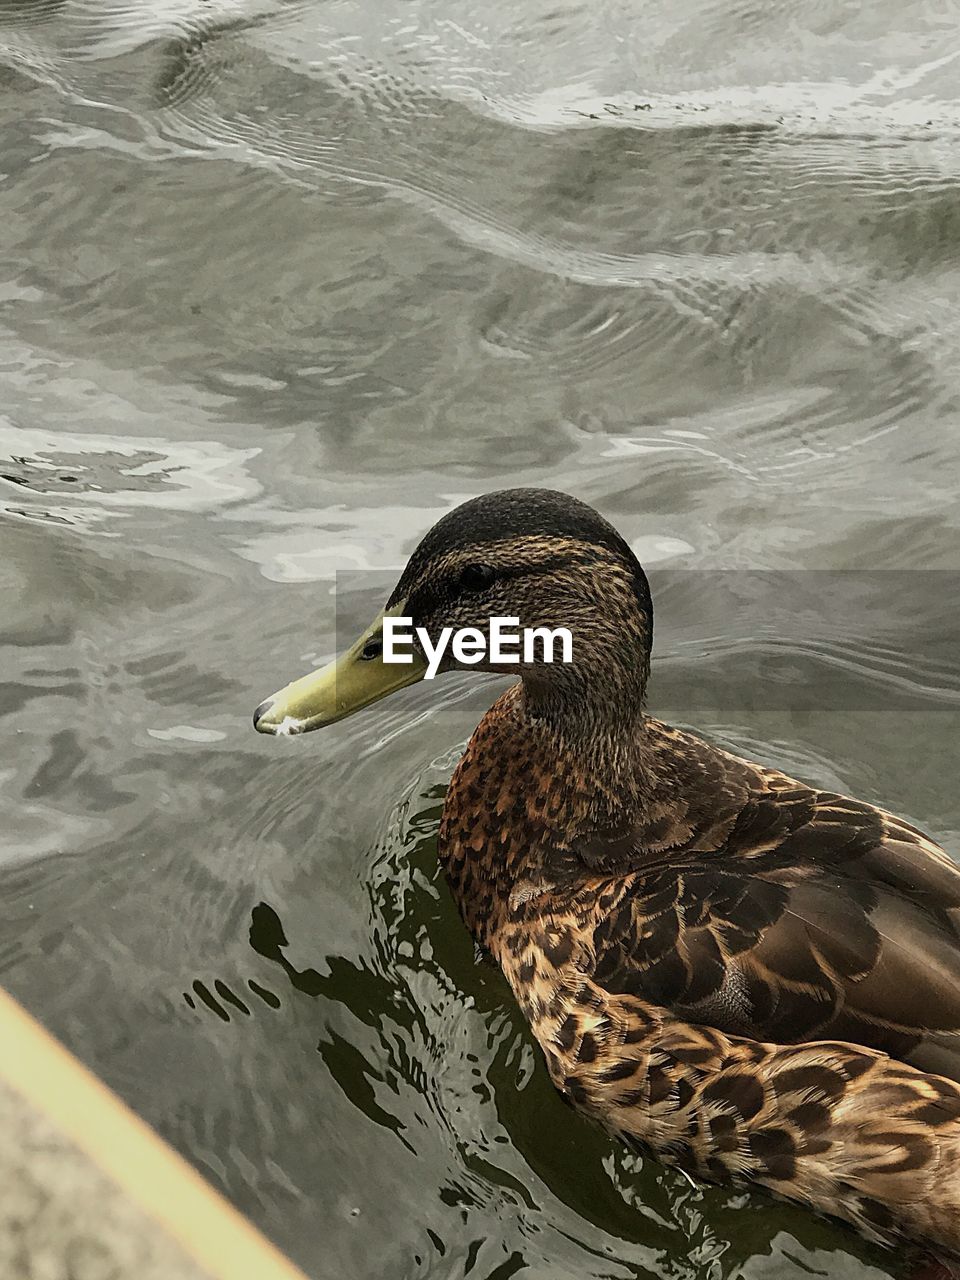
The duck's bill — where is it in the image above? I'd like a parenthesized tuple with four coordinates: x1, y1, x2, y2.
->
(253, 608, 427, 735)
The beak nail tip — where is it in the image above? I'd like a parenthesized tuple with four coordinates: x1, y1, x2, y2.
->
(253, 698, 274, 731)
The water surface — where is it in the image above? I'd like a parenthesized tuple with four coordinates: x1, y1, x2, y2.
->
(2, 2, 960, 1277)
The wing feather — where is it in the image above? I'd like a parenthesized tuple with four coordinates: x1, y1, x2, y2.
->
(581, 725, 960, 1081)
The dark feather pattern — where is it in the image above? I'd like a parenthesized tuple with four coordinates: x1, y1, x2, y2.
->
(571, 728, 960, 1077)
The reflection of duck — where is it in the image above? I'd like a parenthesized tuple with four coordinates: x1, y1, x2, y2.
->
(255, 488, 960, 1265)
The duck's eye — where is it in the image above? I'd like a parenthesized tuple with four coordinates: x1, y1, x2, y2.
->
(458, 563, 497, 594)
(359, 636, 383, 661)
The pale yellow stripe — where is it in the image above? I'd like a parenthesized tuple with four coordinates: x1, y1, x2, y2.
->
(0, 987, 310, 1280)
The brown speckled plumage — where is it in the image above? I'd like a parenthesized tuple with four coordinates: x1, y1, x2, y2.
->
(266, 488, 960, 1265)
(441, 686, 960, 1257)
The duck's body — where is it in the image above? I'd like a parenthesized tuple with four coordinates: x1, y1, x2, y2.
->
(255, 488, 960, 1265)
(443, 684, 960, 1256)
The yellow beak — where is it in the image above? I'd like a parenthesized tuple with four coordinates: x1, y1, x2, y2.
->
(252, 606, 427, 735)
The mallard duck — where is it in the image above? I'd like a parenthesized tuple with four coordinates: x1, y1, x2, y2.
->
(254, 488, 960, 1266)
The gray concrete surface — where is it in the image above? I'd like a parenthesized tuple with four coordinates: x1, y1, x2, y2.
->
(0, 1075, 214, 1280)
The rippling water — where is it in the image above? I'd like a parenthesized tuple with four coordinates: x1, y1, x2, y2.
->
(2, 1, 960, 1276)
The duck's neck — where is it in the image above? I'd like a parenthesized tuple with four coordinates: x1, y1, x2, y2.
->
(438, 682, 664, 951)
(520, 684, 650, 814)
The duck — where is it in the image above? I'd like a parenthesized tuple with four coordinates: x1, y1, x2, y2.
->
(253, 487, 960, 1266)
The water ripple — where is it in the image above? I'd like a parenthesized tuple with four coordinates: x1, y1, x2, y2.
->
(3, 5, 960, 1280)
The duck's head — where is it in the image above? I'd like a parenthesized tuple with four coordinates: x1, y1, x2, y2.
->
(253, 488, 652, 738)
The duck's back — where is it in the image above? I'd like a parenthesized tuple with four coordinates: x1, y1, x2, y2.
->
(575, 722, 960, 1082)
